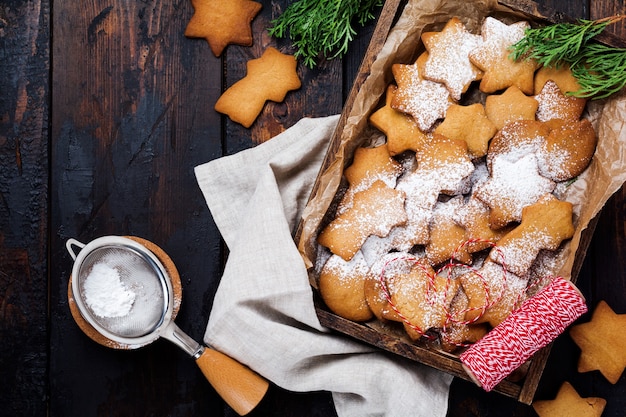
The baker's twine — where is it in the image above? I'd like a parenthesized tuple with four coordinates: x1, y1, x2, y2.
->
(459, 276, 587, 391)
(377, 238, 587, 390)
(378, 238, 510, 342)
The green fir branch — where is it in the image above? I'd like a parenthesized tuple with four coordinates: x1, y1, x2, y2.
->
(268, 0, 383, 68)
(510, 16, 626, 99)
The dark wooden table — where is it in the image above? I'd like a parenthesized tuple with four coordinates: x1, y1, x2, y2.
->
(1, 0, 625, 416)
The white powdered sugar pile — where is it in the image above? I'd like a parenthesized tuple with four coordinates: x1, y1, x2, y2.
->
(83, 263, 136, 318)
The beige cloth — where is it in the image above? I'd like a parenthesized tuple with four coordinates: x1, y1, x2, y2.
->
(194, 115, 452, 417)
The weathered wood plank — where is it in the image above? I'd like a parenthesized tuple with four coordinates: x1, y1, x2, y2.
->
(0, 0, 50, 415)
(49, 0, 225, 415)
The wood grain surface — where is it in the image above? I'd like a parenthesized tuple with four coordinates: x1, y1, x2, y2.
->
(1, 0, 624, 416)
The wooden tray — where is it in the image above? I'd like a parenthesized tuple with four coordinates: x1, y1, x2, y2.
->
(296, 0, 623, 405)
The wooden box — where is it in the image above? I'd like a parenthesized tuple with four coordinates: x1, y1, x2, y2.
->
(296, 0, 626, 405)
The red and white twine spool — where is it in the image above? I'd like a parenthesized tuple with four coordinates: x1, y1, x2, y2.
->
(459, 276, 587, 391)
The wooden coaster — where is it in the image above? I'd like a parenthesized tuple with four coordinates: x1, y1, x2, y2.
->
(67, 236, 183, 349)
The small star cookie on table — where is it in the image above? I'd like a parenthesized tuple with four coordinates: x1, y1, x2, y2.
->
(532, 382, 606, 417)
(469, 17, 538, 94)
(570, 300, 626, 384)
(422, 17, 484, 100)
(185, 0, 262, 57)
(214, 47, 301, 128)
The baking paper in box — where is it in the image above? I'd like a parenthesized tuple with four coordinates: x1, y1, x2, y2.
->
(298, 0, 626, 285)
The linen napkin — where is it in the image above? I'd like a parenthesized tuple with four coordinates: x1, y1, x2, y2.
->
(194, 115, 452, 417)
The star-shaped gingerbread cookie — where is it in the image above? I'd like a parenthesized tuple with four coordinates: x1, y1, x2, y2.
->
(570, 300, 626, 384)
(534, 63, 582, 95)
(489, 193, 574, 276)
(435, 103, 497, 158)
(318, 180, 407, 261)
(214, 47, 301, 128)
(422, 17, 484, 100)
(475, 153, 555, 229)
(338, 144, 403, 214)
(534, 80, 587, 122)
(485, 86, 538, 130)
(532, 382, 606, 417)
(369, 85, 430, 155)
(391, 53, 453, 131)
(469, 17, 538, 94)
(453, 195, 513, 253)
(426, 196, 472, 266)
(185, 0, 262, 57)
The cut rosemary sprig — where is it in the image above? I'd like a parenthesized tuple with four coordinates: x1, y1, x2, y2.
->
(510, 16, 626, 99)
(268, 0, 383, 68)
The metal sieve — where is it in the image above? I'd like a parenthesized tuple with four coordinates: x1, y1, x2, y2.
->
(67, 236, 173, 347)
(66, 235, 268, 416)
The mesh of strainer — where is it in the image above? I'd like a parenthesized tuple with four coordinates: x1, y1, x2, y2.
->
(75, 245, 168, 339)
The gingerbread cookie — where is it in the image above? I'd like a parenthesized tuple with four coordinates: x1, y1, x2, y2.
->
(569, 300, 626, 384)
(453, 195, 513, 253)
(434, 103, 497, 158)
(426, 197, 472, 266)
(185, 0, 262, 57)
(319, 253, 373, 322)
(535, 80, 587, 122)
(539, 118, 597, 181)
(338, 144, 403, 214)
(486, 120, 549, 170)
(489, 193, 575, 276)
(532, 382, 606, 417)
(364, 252, 414, 322)
(475, 153, 556, 229)
(387, 258, 460, 339)
(369, 85, 430, 156)
(318, 180, 407, 261)
(460, 260, 528, 327)
(534, 63, 582, 96)
(214, 47, 301, 128)
(391, 53, 453, 131)
(417, 134, 475, 195)
(422, 17, 484, 100)
(485, 86, 539, 130)
(469, 17, 537, 94)
(385, 135, 474, 251)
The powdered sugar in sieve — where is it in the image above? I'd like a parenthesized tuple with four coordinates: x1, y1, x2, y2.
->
(77, 245, 168, 338)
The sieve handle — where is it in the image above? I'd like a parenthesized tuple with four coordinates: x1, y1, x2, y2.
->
(66, 238, 86, 261)
(195, 347, 269, 416)
(162, 322, 269, 415)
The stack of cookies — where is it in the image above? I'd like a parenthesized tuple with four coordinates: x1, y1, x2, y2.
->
(315, 16, 597, 351)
